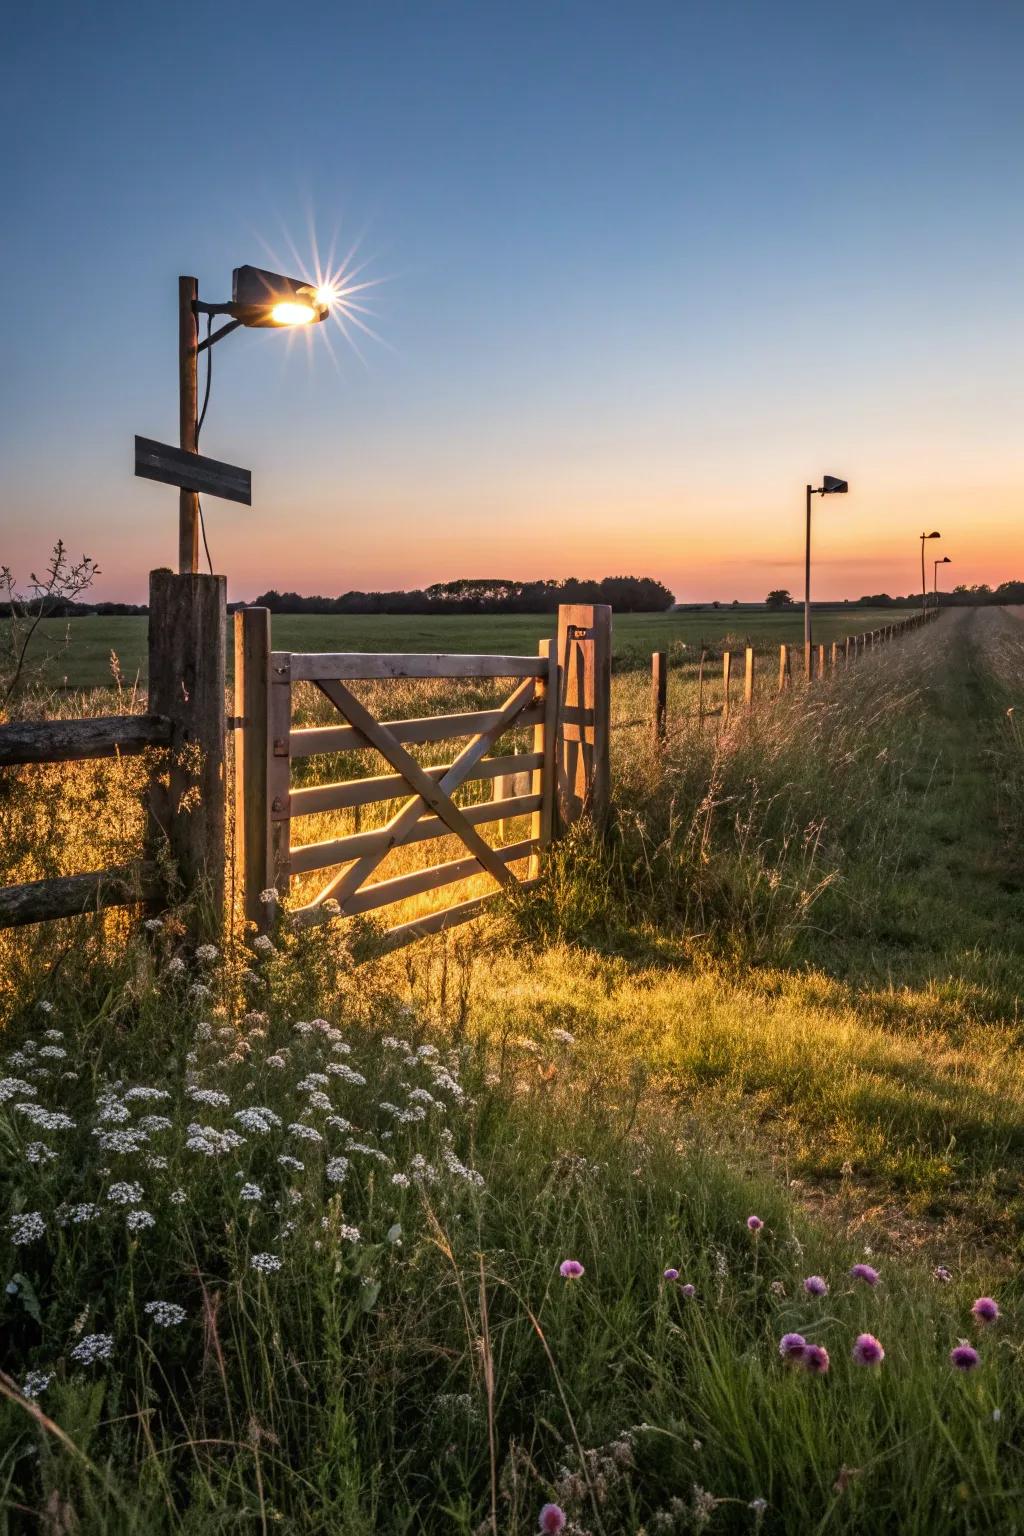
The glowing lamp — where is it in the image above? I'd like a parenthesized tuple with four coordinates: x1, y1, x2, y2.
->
(231, 265, 329, 328)
(822, 475, 848, 494)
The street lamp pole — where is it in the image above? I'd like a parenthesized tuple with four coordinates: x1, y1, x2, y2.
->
(934, 555, 951, 608)
(920, 531, 941, 615)
(804, 483, 813, 678)
(179, 277, 200, 575)
(804, 475, 848, 680)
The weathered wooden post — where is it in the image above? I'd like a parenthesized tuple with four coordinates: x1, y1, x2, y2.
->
(234, 607, 271, 925)
(744, 646, 755, 710)
(845, 635, 852, 664)
(721, 650, 732, 720)
(778, 643, 791, 693)
(555, 603, 612, 831)
(804, 640, 813, 684)
(830, 641, 839, 669)
(651, 651, 667, 747)
(697, 649, 707, 730)
(148, 568, 226, 934)
(817, 642, 826, 677)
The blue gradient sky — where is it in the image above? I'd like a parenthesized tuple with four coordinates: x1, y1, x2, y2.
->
(2, 0, 1021, 603)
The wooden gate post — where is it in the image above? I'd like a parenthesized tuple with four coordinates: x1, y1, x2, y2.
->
(651, 651, 667, 746)
(234, 607, 271, 925)
(555, 603, 611, 831)
(148, 568, 226, 935)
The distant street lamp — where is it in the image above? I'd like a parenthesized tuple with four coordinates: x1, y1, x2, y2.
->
(919, 531, 941, 615)
(804, 475, 849, 679)
(177, 266, 332, 574)
(934, 554, 951, 607)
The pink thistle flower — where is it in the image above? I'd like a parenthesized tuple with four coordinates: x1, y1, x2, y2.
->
(972, 1297, 1000, 1326)
(851, 1333, 885, 1367)
(933, 1266, 953, 1283)
(778, 1332, 807, 1363)
(849, 1263, 880, 1287)
(803, 1275, 829, 1297)
(747, 1215, 764, 1233)
(680, 1283, 696, 1298)
(802, 1344, 830, 1374)
(663, 1267, 680, 1281)
(539, 1504, 566, 1534)
(950, 1343, 980, 1371)
(559, 1259, 584, 1280)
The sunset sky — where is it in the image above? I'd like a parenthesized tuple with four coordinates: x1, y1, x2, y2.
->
(2, 0, 1021, 605)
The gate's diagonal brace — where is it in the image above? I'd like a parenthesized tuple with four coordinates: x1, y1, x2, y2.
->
(307, 677, 531, 911)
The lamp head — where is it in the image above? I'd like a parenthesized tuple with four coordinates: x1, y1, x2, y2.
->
(922, 530, 941, 539)
(822, 475, 848, 494)
(231, 265, 329, 328)
(940, 555, 951, 563)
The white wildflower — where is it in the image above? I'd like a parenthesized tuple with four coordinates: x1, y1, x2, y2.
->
(233, 1106, 282, 1134)
(144, 918, 163, 932)
(187, 1086, 230, 1108)
(277, 1154, 305, 1171)
(21, 1370, 53, 1399)
(125, 1086, 171, 1103)
(265, 1054, 286, 1070)
(252, 934, 275, 954)
(107, 1181, 144, 1206)
(391, 1173, 411, 1188)
(297, 1073, 329, 1089)
(338, 1224, 361, 1242)
(258, 889, 278, 905)
(239, 1182, 263, 1202)
(92, 1128, 149, 1154)
(139, 1115, 173, 1134)
(551, 1028, 575, 1046)
(165, 957, 186, 976)
(249, 1252, 282, 1274)
(15, 1105, 75, 1132)
(0, 1077, 36, 1103)
(195, 944, 218, 963)
(169, 1189, 187, 1206)
(288, 1122, 322, 1143)
(70, 1334, 114, 1365)
(9, 1211, 46, 1245)
(325, 1157, 349, 1184)
(25, 1142, 57, 1165)
(38, 1045, 67, 1060)
(326, 1063, 366, 1086)
(144, 1300, 186, 1327)
(126, 1209, 156, 1233)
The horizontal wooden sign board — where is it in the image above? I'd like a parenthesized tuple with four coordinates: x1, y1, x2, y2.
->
(134, 436, 251, 505)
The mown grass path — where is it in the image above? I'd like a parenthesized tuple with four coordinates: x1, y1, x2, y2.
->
(468, 609, 1024, 1259)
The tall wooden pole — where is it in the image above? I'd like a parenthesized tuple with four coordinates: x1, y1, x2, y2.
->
(555, 604, 612, 832)
(179, 276, 200, 575)
(804, 483, 813, 681)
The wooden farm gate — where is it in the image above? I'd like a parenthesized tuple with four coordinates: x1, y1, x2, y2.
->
(233, 620, 580, 948)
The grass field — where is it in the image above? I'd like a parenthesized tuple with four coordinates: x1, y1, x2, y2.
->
(3, 608, 1024, 1533)
(19, 606, 905, 689)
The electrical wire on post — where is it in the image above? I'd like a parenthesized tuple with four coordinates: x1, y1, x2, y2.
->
(196, 313, 214, 575)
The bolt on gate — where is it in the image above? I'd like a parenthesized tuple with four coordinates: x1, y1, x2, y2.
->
(234, 604, 611, 949)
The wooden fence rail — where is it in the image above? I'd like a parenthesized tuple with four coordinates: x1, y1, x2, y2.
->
(0, 715, 171, 767)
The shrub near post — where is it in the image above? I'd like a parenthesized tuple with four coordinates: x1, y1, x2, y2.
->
(555, 603, 611, 831)
(148, 568, 227, 935)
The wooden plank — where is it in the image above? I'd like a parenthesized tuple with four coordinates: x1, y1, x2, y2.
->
(380, 880, 540, 952)
(295, 838, 537, 924)
(147, 570, 226, 935)
(288, 751, 543, 818)
(267, 672, 292, 900)
(290, 703, 544, 758)
(234, 608, 270, 924)
(651, 651, 667, 745)
(0, 866, 162, 930)
(282, 651, 545, 682)
(289, 793, 541, 874)
(531, 639, 558, 878)
(0, 714, 171, 768)
(135, 436, 252, 506)
(313, 680, 520, 893)
(308, 678, 537, 908)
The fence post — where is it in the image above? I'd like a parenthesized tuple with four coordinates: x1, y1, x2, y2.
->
(744, 646, 755, 709)
(234, 607, 271, 925)
(148, 568, 226, 935)
(530, 638, 558, 879)
(830, 641, 839, 669)
(555, 603, 612, 831)
(721, 650, 732, 719)
(817, 642, 826, 677)
(845, 635, 852, 664)
(778, 643, 790, 693)
(651, 651, 667, 747)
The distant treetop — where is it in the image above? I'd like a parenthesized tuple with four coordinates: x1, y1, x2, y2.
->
(248, 575, 676, 615)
